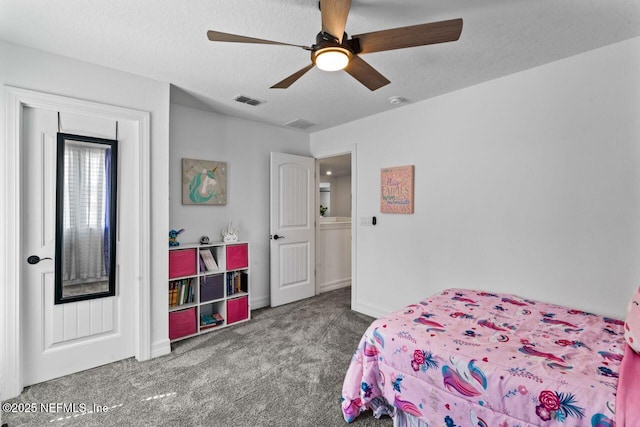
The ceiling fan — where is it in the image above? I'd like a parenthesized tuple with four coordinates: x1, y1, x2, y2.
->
(207, 0, 462, 91)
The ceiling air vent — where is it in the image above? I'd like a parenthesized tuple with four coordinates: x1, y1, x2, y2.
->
(233, 94, 265, 106)
(284, 118, 316, 130)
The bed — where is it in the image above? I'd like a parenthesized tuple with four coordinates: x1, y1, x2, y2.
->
(341, 288, 635, 426)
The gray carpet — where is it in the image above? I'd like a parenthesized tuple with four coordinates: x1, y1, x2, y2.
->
(2, 287, 393, 427)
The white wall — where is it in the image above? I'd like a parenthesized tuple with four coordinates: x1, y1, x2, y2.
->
(169, 103, 311, 308)
(320, 174, 351, 217)
(311, 37, 640, 320)
(333, 175, 352, 217)
(0, 40, 171, 357)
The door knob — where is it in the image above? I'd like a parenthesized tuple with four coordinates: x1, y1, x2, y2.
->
(272, 234, 285, 240)
(27, 255, 52, 265)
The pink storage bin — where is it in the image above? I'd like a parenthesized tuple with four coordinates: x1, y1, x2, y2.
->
(226, 244, 248, 270)
(227, 296, 248, 324)
(169, 307, 196, 340)
(169, 248, 196, 279)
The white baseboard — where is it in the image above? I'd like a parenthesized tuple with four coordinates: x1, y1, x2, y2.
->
(353, 300, 389, 319)
(149, 339, 171, 359)
(250, 294, 269, 310)
(318, 278, 351, 293)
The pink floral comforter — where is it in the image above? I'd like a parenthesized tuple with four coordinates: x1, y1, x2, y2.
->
(342, 288, 625, 426)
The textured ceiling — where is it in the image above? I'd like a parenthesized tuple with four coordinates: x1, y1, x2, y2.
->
(1, 0, 639, 133)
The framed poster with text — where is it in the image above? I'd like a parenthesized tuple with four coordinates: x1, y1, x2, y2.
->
(380, 165, 414, 214)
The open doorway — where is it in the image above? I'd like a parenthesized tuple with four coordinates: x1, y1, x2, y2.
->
(316, 153, 352, 294)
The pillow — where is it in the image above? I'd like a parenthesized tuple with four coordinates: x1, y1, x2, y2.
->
(624, 286, 640, 354)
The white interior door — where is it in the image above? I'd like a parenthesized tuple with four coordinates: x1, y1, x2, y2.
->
(270, 152, 316, 307)
(21, 107, 135, 386)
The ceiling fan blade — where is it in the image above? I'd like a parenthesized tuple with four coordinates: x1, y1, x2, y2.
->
(207, 30, 307, 48)
(354, 18, 463, 54)
(344, 55, 390, 91)
(271, 63, 315, 89)
(320, 0, 352, 43)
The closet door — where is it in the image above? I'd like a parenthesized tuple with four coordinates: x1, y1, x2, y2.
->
(269, 152, 316, 307)
(22, 107, 135, 386)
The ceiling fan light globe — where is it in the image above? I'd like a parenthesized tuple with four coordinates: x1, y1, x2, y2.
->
(313, 48, 350, 71)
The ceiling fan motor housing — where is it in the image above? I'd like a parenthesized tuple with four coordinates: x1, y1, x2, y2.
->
(311, 31, 363, 71)
(313, 31, 360, 54)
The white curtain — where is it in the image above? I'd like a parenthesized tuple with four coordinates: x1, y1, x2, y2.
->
(62, 141, 108, 285)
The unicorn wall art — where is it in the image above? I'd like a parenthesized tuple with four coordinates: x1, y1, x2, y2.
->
(181, 158, 227, 205)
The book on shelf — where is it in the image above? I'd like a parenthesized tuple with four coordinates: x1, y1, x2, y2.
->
(169, 278, 195, 308)
(200, 314, 216, 325)
(200, 249, 218, 271)
(200, 312, 224, 328)
(226, 271, 248, 296)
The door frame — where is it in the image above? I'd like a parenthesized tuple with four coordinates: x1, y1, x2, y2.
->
(1, 86, 151, 399)
(313, 147, 357, 311)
